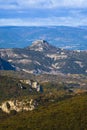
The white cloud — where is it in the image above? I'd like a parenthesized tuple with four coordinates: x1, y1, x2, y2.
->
(0, 0, 87, 9)
(0, 5, 17, 10)
(0, 0, 87, 26)
(51, 0, 87, 8)
(18, 0, 52, 8)
(0, 0, 18, 9)
(17, 0, 87, 8)
(0, 16, 87, 26)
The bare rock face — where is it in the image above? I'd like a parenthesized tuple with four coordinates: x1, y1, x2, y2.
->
(30, 40, 50, 51)
(31, 81, 42, 92)
(0, 99, 38, 113)
(20, 79, 43, 92)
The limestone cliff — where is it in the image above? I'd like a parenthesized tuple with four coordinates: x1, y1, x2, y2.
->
(0, 99, 38, 113)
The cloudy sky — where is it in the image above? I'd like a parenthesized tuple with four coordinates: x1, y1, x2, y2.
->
(0, 0, 87, 26)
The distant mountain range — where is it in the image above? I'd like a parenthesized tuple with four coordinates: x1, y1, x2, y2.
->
(0, 40, 87, 74)
(0, 26, 87, 50)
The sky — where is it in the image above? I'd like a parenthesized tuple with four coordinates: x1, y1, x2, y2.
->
(0, 0, 87, 26)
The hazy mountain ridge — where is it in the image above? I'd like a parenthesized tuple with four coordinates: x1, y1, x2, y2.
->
(0, 26, 87, 50)
(1, 40, 87, 74)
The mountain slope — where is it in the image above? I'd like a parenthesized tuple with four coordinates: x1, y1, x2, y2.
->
(0, 40, 87, 74)
(0, 58, 15, 70)
(0, 94, 87, 130)
(0, 75, 43, 102)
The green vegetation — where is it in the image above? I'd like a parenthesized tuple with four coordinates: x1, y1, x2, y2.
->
(0, 75, 40, 102)
(0, 94, 87, 130)
(0, 73, 87, 130)
(0, 75, 75, 104)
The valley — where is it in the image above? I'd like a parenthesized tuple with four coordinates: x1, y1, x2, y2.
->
(0, 27, 87, 130)
(1, 0, 87, 128)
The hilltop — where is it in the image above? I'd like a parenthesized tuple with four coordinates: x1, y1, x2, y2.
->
(0, 40, 87, 74)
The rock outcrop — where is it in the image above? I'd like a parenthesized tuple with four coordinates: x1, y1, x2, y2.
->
(20, 79, 43, 92)
(0, 99, 38, 113)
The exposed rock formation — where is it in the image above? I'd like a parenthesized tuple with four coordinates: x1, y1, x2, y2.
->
(0, 99, 37, 113)
(20, 79, 43, 92)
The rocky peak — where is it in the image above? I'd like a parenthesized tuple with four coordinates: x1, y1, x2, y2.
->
(30, 40, 53, 51)
(32, 40, 49, 46)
